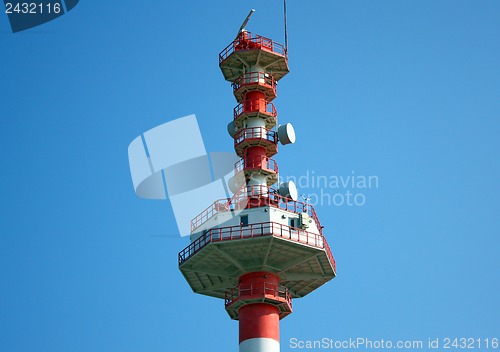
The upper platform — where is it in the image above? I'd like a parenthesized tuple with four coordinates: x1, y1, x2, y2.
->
(179, 186, 335, 302)
(219, 32, 290, 82)
(179, 220, 336, 301)
(189, 186, 324, 234)
(233, 72, 277, 102)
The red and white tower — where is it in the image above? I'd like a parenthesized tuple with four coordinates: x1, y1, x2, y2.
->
(179, 11, 336, 352)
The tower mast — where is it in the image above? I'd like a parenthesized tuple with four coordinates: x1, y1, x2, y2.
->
(179, 10, 336, 352)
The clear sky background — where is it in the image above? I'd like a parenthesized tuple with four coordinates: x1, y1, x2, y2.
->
(1, 1, 499, 351)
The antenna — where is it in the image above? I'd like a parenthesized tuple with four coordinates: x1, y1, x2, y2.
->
(235, 9, 255, 39)
(284, 0, 288, 50)
(302, 194, 311, 210)
(130, 11, 337, 352)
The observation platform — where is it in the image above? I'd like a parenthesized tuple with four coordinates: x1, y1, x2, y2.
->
(189, 186, 323, 233)
(234, 127, 278, 158)
(233, 99, 277, 129)
(232, 72, 277, 102)
(178, 221, 336, 301)
(235, 155, 278, 184)
(225, 280, 293, 320)
(219, 32, 290, 82)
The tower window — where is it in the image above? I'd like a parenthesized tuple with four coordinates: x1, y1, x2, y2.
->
(240, 215, 249, 226)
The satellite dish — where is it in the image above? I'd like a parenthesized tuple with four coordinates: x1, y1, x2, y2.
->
(227, 121, 237, 137)
(277, 123, 296, 145)
(278, 181, 298, 201)
(235, 9, 256, 39)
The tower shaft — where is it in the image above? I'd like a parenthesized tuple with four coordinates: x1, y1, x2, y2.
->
(237, 272, 281, 352)
(239, 303, 280, 352)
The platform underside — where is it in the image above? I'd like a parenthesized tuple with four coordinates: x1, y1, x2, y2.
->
(179, 234, 336, 300)
(220, 50, 289, 82)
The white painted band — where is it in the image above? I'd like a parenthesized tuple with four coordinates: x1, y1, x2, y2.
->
(239, 338, 280, 352)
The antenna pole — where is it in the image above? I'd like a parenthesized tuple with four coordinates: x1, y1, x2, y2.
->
(284, 0, 288, 51)
(236, 9, 256, 39)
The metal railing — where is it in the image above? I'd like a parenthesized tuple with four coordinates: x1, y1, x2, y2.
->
(189, 200, 230, 232)
(234, 155, 278, 174)
(234, 99, 277, 121)
(190, 185, 324, 233)
(232, 72, 277, 95)
(234, 127, 277, 148)
(219, 32, 287, 64)
(180, 221, 336, 273)
(224, 281, 292, 308)
(324, 240, 337, 273)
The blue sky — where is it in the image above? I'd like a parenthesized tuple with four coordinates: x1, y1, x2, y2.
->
(1, 1, 499, 351)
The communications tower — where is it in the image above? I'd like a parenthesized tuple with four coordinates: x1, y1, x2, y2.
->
(178, 10, 336, 352)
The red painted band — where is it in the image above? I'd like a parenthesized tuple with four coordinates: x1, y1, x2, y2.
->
(239, 303, 280, 343)
(245, 146, 267, 158)
(245, 91, 266, 101)
(240, 272, 279, 286)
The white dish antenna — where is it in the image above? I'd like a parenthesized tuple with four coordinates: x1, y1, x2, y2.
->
(278, 123, 296, 145)
(279, 181, 298, 201)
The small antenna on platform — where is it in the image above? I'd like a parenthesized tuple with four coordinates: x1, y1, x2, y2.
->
(235, 9, 255, 39)
(302, 195, 311, 210)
